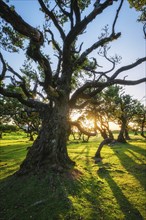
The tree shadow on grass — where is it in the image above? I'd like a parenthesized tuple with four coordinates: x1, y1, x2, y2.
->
(126, 149, 145, 164)
(125, 142, 146, 157)
(72, 145, 89, 160)
(0, 143, 102, 220)
(0, 171, 83, 220)
(0, 142, 145, 220)
(110, 143, 146, 190)
(76, 145, 105, 220)
(73, 144, 145, 220)
(97, 165, 144, 220)
(71, 143, 145, 219)
(0, 141, 92, 219)
(0, 143, 29, 178)
(0, 143, 29, 160)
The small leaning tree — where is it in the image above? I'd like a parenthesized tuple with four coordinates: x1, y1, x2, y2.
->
(0, 0, 146, 175)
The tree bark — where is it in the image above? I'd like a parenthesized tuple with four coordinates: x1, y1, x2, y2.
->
(117, 129, 127, 143)
(124, 127, 131, 140)
(100, 129, 108, 139)
(29, 133, 34, 141)
(95, 125, 108, 139)
(82, 134, 90, 142)
(109, 130, 114, 139)
(94, 138, 113, 161)
(17, 99, 75, 175)
(141, 113, 146, 138)
(134, 129, 138, 135)
(117, 118, 127, 143)
(141, 131, 146, 139)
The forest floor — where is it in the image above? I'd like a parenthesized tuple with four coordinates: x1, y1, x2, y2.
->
(0, 132, 146, 220)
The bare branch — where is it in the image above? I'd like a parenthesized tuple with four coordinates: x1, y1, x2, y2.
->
(56, 0, 73, 28)
(143, 23, 146, 39)
(0, 53, 7, 81)
(45, 29, 62, 54)
(0, 86, 47, 110)
(71, 42, 84, 54)
(38, 0, 65, 40)
(7, 65, 24, 82)
(70, 57, 146, 106)
(112, 0, 124, 34)
(96, 45, 121, 77)
(83, 77, 146, 98)
(54, 54, 62, 79)
(72, 0, 81, 24)
(27, 41, 53, 90)
(111, 78, 146, 86)
(0, 1, 53, 90)
(64, 0, 117, 48)
(0, 1, 42, 43)
(7, 64, 34, 98)
(110, 57, 146, 80)
(56, 0, 70, 17)
(75, 33, 121, 67)
(62, 0, 120, 79)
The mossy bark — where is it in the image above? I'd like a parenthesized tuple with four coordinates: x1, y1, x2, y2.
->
(17, 99, 74, 175)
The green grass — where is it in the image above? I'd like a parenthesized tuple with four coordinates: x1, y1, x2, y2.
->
(0, 132, 146, 220)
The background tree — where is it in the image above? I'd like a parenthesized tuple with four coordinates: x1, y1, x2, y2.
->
(93, 87, 146, 160)
(103, 85, 143, 143)
(70, 114, 97, 143)
(0, 96, 16, 138)
(13, 107, 41, 141)
(116, 94, 135, 142)
(82, 96, 114, 140)
(0, 95, 41, 141)
(0, 0, 146, 174)
(131, 103, 146, 138)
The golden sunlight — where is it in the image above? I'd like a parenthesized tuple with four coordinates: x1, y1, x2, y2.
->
(70, 110, 120, 131)
(70, 111, 82, 121)
(109, 122, 120, 131)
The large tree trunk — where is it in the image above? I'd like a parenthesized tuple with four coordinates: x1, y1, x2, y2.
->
(17, 99, 74, 175)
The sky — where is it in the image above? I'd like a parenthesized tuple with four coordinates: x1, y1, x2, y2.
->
(1, 0, 146, 106)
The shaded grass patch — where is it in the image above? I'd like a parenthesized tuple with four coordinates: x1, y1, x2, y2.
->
(0, 133, 146, 219)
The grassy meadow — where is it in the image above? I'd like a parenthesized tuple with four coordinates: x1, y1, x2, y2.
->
(0, 132, 146, 220)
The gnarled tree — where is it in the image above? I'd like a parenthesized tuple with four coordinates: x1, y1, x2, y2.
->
(0, 0, 146, 174)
